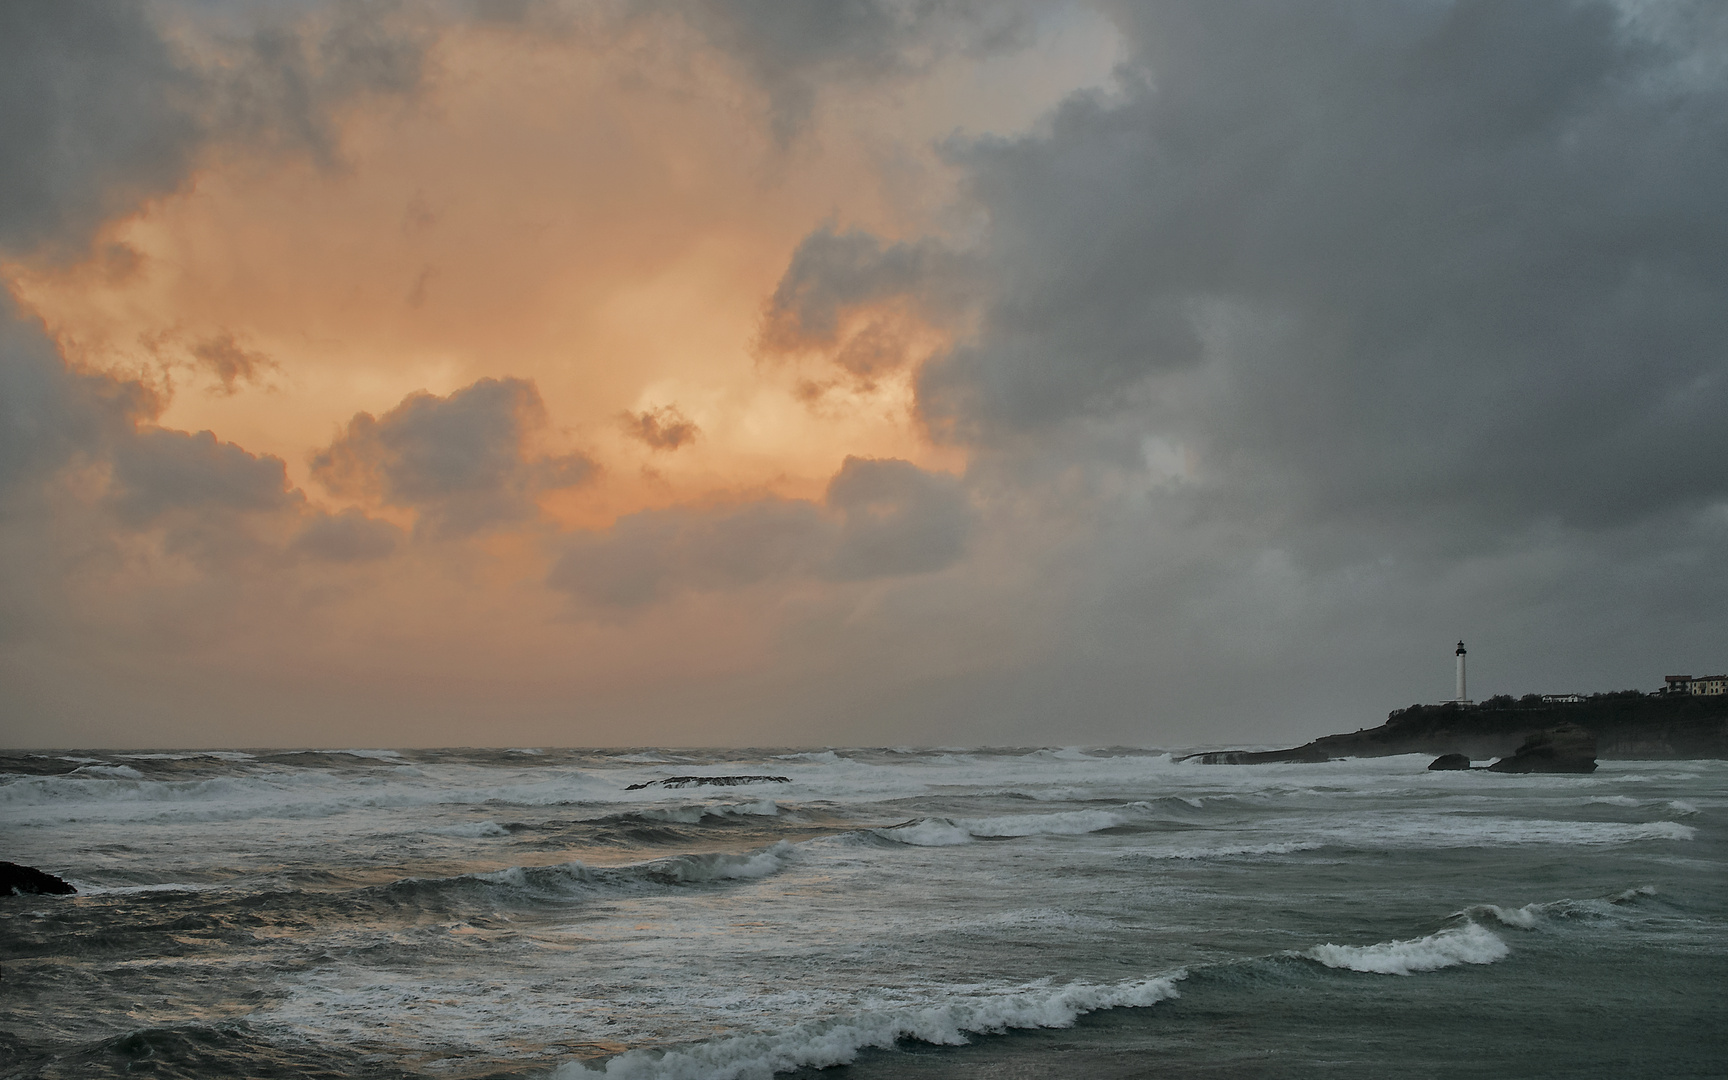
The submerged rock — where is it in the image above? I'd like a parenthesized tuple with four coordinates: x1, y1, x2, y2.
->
(625, 775, 791, 791)
(1486, 724, 1598, 774)
(1427, 753, 1472, 771)
(0, 862, 76, 896)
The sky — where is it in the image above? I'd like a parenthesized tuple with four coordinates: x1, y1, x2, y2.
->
(3, 0, 1725, 749)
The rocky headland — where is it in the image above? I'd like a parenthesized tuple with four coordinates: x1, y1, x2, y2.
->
(1187, 691, 1728, 765)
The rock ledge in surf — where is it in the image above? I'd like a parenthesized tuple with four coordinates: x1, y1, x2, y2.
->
(1427, 753, 1472, 771)
(0, 862, 76, 896)
(1486, 724, 1597, 773)
(625, 775, 791, 791)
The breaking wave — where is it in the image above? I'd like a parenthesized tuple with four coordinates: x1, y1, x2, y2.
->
(1303, 922, 1508, 975)
(375, 843, 797, 909)
(554, 973, 1185, 1080)
(1469, 885, 1659, 928)
(874, 809, 1128, 846)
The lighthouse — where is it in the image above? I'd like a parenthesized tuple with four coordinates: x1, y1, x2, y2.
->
(1455, 640, 1468, 705)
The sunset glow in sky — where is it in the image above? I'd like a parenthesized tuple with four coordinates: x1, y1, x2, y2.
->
(4, 1, 1726, 748)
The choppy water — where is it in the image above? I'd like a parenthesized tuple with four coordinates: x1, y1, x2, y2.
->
(2, 748, 1722, 1078)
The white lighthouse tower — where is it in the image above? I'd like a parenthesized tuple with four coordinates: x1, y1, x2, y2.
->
(1455, 640, 1469, 705)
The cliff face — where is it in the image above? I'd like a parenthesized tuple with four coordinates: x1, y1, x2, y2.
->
(1188, 693, 1728, 763)
(1311, 693, 1728, 760)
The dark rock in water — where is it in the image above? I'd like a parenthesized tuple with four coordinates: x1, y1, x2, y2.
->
(1427, 753, 1472, 771)
(0, 862, 76, 896)
(1486, 724, 1598, 774)
(625, 775, 791, 791)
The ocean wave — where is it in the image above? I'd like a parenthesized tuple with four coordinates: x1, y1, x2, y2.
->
(1470, 885, 1658, 928)
(591, 801, 783, 829)
(426, 820, 513, 838)
(1119, 840, 1324, 861)
(71, 764, 146, 779)
(377, 842, 797, 908)
(1303, 922, 1508, 975)
(1305, 815, 1698, 849)
(116, 751, 258, 762)
(71, 881, 233, 897)
(0, 767, 620, 826)
(875, 809, 1128, 846)
(554, 973, 1185, 1080)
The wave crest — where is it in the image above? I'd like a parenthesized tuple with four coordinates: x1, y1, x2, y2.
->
(379, 842, 797, 908)
(555, 974, 1184, 1080)
(874, 809, 1127, 846)
(1303, 922, 1508, 975)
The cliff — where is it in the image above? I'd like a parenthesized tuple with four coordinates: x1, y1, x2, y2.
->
(1189, 691, 1728, 763)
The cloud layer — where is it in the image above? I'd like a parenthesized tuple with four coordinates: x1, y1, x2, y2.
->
(2, 0, 1725, 748)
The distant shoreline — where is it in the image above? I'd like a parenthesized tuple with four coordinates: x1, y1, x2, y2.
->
(1185, 692, 1728, 763)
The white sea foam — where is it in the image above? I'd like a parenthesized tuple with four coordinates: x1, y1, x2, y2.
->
(72, 764, 145, 779)
(1666, 800, 1699, 815)
(1313, 814, 1697, 849)
(554, 974, 1185, 1080)
(373, 842, 802, 910)
(1473, 885, 1660, 928)
(116, 751, 258, 761)
(628, 801, 782, 825)
(877, 818, 974, 846)
(877, 809, 1127, 846)
(72, 881, 231, 896)
(428, 820, 512, 838)
(1304, 922, 1508, 975)
(1121, 840, 1324, 861)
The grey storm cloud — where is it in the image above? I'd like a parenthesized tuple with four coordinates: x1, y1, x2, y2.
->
(0, 0, 432, 259)
(0, 1, 199, 257)
(290, 507, 403, 563)
(0, 294, 152, 507)
(734, 0, 1728, 539)
(825, 456, 969, 581)
(663, 0, 1037, 139)
(547, 456, 970, 607)
(106, 428, 299, 525)
(757, 225, 970, 380)
(311, 377, 597, 538)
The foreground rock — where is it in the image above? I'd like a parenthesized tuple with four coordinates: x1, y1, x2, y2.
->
(1427, 753, 1472, 771)
(625, 775, 791, 791)
(1486, 725, 1598, 773)
(0, 862, 76, 896)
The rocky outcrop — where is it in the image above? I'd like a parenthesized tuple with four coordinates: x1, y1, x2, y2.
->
(1486, 725, 1598, 773)
(625, 775, 791, 791)
(1427, 753, 1472, 771)
(0, 862, 76, 896)
(1188, 691, 1727, 764)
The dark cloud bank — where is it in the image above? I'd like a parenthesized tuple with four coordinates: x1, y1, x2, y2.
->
(762, 0, 1728, 737)
(3, 0, 1726, 745)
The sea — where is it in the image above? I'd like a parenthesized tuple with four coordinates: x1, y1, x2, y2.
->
(1, 747, 1722, 1079)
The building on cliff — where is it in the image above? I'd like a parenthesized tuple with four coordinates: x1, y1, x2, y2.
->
(1664, 674, 1727, 696)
